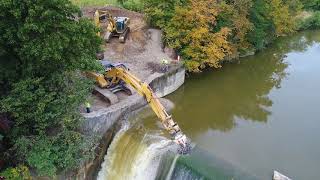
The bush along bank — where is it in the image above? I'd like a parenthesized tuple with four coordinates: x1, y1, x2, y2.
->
(297, 11, 320, 30)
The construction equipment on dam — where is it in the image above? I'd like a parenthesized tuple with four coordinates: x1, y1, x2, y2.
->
(94, 9, 130, 43)
(88, 60, 191, 154)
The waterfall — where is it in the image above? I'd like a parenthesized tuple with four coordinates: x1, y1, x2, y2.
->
(97, 120, 177, 180)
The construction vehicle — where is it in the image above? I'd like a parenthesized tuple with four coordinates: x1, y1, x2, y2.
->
(88, 61, 191, 154)
(94, 9, 130, 43)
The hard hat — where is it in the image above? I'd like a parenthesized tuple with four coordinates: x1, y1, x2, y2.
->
(161, 58, 168, 64)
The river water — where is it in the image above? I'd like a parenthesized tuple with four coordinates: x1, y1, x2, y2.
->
(97, 30, 320, 180)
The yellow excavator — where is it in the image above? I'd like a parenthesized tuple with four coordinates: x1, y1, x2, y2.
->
(94, 9, 130, 43)
(88, 61, 191, 154)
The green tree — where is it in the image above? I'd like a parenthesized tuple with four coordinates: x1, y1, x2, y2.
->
(246, 0, 275, 50)
(143, 0, 187, 28)
(0, 0, 102, 176)
(268, 0, 296, 36)
(217, 0, 253, 51)
(301, 0, 320, 10)
(298, 11, 320, 29)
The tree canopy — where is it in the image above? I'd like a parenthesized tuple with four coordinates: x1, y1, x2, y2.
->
(0, 0, 102, 176)
(144, 0, 305, 72)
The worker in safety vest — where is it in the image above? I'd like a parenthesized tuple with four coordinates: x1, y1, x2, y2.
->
(85, 102, 91, 113)
(161, 58, 169, 72)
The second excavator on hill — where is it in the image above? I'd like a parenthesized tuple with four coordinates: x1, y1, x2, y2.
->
(94, 9, 130, 43)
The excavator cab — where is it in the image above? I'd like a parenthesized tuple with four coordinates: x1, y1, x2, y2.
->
(115, 17, 128, 33)
(98, 60, 128, 91)
(101, 60, 128, 72)
(113, 17, 130, 42)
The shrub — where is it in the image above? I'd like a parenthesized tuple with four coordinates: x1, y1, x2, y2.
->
(297, 11, 320, 29)
(123, 0, 144, 12)
(0, 165, 31, 180)
(301, 0, 320, 10)
(15, 132, 97, 177)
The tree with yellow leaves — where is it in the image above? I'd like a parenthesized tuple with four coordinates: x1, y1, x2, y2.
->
(164, 0, 232, 72)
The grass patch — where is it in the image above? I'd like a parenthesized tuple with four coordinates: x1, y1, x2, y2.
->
(297, 11, 320, 30)
(122, 0, 144, 12)
(70, 0, 121, 7)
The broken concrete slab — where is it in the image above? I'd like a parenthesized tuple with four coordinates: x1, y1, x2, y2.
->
(273, 171, 292, 180)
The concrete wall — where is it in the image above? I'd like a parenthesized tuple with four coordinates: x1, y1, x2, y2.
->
(74, 65, 185, 179)
(82, 95, 145, 136)
(149, 65, 185, 98)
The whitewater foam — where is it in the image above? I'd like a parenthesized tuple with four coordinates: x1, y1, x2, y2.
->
(97, 121, 130, 180)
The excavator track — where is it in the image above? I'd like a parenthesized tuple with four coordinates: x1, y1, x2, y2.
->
(119, 27, 130, 43)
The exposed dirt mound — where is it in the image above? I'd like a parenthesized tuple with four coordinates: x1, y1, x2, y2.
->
(81, 6, 178, 81)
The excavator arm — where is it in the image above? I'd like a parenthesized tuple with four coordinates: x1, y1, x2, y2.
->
(95, 10, 115, 34)
(105, 67, 190, 149)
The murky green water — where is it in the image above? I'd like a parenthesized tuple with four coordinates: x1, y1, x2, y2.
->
(165, 30, 320, 179)
(98, 30, 320, 180)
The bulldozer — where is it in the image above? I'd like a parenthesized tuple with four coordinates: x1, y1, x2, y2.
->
(94, 9, 130, 43)
(87, 60, 191, 154)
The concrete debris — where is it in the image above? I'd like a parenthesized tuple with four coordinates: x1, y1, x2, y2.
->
(273, 171, 292, 180)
